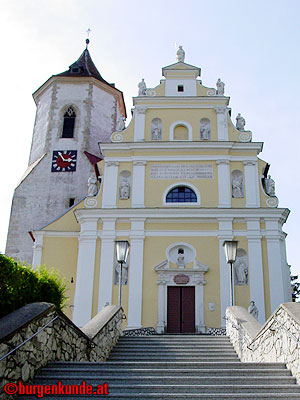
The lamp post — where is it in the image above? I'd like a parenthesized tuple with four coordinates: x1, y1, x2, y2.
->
(115, 240, 130, 306)
(223, 240, 238, 307)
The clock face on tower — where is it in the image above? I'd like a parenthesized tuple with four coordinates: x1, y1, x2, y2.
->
(51, 150, 77, 172)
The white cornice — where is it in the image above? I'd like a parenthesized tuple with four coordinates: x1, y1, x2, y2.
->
(74, 207, 290, 224)
(133, 96, 229, 107)
(100, 141, 263, 154)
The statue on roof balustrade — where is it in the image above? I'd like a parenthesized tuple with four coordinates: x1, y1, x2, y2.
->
(216, 78, 225, 95)
(236, 113, 246, 131)
(176, 45, 185, 62)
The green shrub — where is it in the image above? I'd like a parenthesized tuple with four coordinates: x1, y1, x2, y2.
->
(0, 254, 68, 318)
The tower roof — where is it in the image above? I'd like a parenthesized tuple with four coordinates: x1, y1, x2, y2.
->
(55, 47, 114, 88)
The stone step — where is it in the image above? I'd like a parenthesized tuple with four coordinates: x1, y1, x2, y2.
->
(33, 376, 297, 386)
(67, 384, 300, 394)
(37, 367, 292, 377)
(110, 347, 236, 356)
(119, 337, 230, 342)
(108, 355, 239, 361)
(111, 346, 235, 351)
(46, 361, 287, 370)
(18, 395, 300, 400)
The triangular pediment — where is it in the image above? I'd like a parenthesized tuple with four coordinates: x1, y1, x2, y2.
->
(163, 62, 200, 71)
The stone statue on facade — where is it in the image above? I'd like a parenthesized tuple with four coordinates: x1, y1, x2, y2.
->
(248, 301, 259, 320)
(138, 78, 147, 96)
(116, 113, 126, 131)
(152, 126, 161, 140)
(232, 174, 244, 198)
(176, 254, 185, 268)
(235, 260, 248, 285)
(119, 179, 130, 199)
(200, 119, 211, 140)
(265, 175, 276, 197)
(216, 78, 225, 95)
(87, 174, 98, 197)
(236, 113, 245, 131)
(151, 118, 162, 140)
(176, 45, 185, 62)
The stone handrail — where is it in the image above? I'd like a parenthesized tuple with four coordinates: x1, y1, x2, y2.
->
(0, 303, 124, 398)
(226, 302, 300, 383)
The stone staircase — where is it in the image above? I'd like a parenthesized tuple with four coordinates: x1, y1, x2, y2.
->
(20, 335, 300, 399)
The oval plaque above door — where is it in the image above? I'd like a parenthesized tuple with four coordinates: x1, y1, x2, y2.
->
(174, 274, 189, 285)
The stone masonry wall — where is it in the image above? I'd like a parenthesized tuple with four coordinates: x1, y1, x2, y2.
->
(0, 303, 124, 399)
(226, 302, 300, 383)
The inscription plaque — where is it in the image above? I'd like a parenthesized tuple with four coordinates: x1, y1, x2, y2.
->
(150, 164, 213, 179)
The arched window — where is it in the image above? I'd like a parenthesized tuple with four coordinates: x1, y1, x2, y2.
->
(62, 106, 76, 138)
(166, 186, 197, 203)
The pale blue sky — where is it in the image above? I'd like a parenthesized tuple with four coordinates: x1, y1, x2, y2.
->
(1, 0, 299, 279)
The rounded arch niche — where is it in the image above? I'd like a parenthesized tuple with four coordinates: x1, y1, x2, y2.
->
(169, 120, 192, 141)
(166, 242, 196, 268)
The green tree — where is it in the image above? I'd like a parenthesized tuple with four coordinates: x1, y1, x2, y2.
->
(0, 254, 68, 318)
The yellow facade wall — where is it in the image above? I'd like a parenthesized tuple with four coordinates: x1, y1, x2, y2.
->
(41, 236, 78, 319)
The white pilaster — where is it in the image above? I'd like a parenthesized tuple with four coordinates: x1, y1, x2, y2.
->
(244, 160, 260, 208)
(218, 218, 233, 327)
(215, 106, 228, 141)
(32, 233, 43, 268)
(127, 219, 145, 329)
(280, 234, 292, 302)
(265, 219, 285, 312)
(134, 106, 146, 141)
(98, 218, 116, 311)
(246, 219, 265, 324)
(217, 160, 231, 208)
(194, 268, 207, 333)
(102, 161, 119, 208)
(157, 282, 166, 334)
(73, 217, 98, 327)
(132, 161, 146, 208)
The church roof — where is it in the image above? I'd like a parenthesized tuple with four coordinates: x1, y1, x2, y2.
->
(55, 46, 115, 89)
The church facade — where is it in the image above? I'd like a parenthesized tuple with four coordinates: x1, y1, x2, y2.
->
(10, 46, 292, 332)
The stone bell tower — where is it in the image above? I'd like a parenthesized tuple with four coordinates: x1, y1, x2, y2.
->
(5, 40, 126, 264)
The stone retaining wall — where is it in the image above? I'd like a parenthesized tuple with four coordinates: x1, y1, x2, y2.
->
(0, 303, 124, 398)
(226, 302, 300, 383)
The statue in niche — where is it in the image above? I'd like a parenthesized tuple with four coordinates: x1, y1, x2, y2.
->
(114, 260, 129, 285)
(87, 174, 98, 197)
(265, 175, 276, 197)
(236, 113, 246, 131)
(234, 250, 248, 285)
(138, 78, 147, 96)
(176, 254, 185, 268)
(248, 301, 259, 320)
(176, 45, 185, 62)
(216, 78, 225, 95)
(119, 178, 130, 199)
(232, 171, 244, 198)
(200, 118, 211, 140)
(151, 118, 162, 140)
(116, 113, 126, 131)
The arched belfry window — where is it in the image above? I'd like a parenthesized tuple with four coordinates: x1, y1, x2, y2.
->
(62, 106, 76, 138)
(166, 186, 197, 203)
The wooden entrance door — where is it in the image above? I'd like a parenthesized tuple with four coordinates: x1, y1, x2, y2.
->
(167, 286, 195, 333)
